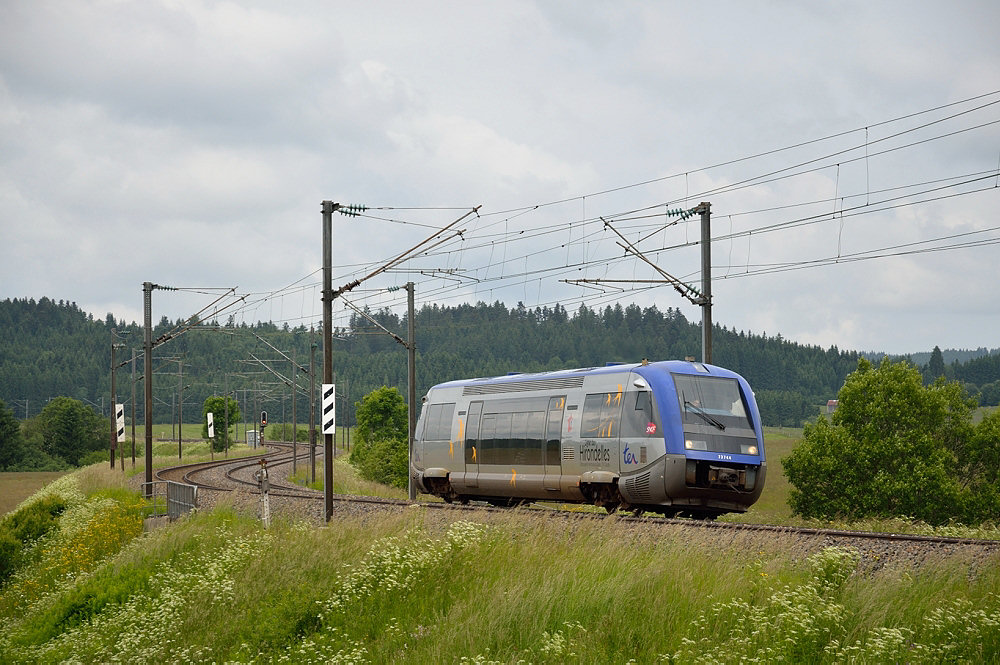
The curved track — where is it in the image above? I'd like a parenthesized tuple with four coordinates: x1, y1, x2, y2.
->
(155, 442, 319, 497)
(154, 452, 1000, 550)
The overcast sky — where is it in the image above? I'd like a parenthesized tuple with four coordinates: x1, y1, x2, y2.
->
(2, 1, 999, 357)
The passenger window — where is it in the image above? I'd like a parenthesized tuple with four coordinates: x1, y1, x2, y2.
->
(582, 391, 622, 439)
(424, 403, 456, 440)
(621, 391, 659, 438)
(466, 402, 483, 463)
(545, 396, 564, 466)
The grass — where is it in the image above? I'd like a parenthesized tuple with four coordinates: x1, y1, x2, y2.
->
(0, 478, 997, 663)
(2, 426, 999, 662)
(720, 425, 801, 524)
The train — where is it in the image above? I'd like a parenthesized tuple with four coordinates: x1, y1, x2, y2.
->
(411, 359, 766, 518)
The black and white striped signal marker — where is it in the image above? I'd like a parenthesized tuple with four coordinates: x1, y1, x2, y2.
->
(207, 412, 215, 439)
(115, 403, 126, 443)
(322, 383, 336, 434)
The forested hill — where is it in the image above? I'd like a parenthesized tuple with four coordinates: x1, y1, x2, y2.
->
(2, 297, 999, 427)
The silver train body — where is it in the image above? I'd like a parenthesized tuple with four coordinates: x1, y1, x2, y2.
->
(412, 359, 766, 517)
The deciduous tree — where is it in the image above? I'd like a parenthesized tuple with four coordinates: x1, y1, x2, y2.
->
(349, 386, 408, 488)
(33, 397, 106, 467)
(783, 357, 986, 525)
(0, 398, 27, 471)
(201, 396, 240, 452)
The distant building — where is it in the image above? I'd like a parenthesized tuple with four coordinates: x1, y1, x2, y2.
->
(826, 399, 838, 414)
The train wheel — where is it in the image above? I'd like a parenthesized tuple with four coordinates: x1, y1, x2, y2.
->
(604, 503, 620, 514)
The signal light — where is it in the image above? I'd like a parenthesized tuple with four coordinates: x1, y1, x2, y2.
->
(260, 410, 267, 427)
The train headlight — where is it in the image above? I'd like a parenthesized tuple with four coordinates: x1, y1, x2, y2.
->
(685, 439, 707, 451)
(740, 444, 759, 455)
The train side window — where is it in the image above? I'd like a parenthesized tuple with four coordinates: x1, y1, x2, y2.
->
(545, 396, 564, 465)
(478, 414, 496, 464)
(492, 412, 512, 465)
(466, 401, 483, 460)
(581, 394, 605, 437)
(415, 404, 427, 441)
(582, 392, 622, 438)
(511, 411, 529, 463)
(425, 404, 441, 439)
(621, 391, 659, 437)
(526, 410, 545, 465)
(425, 403, 456, 440)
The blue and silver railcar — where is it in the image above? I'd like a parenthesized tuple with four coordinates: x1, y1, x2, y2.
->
(412, 359, 766, 517)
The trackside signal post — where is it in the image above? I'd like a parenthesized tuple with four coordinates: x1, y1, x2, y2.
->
(321, 201, 338, 521)
(321, 199, 481, 519)
(697, 202, 712, 365)
(255, 458, 270, 528)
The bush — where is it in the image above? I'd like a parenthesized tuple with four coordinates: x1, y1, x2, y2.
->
(0, 530, 20, 583)
(78, 449, 110, 466)
(267, 424, 309, 442)
(349, 386, 409, 488)
(783, 357, 992, 525)
(0, 495, 67, 585)
(355, 437, 408, 489)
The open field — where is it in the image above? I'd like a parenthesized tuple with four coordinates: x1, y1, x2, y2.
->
(0, 471, 68, 516)
(121, 422, 355, 448)
(725, 426, 802, 524)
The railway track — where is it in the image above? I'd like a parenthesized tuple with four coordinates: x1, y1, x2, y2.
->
(155, 442, 321, 497)
(154, 450, 1000, 552)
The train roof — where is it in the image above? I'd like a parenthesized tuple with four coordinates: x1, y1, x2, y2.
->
(428, 359, 742, 393)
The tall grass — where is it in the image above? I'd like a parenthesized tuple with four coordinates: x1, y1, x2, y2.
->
(2, 467, 998, 663)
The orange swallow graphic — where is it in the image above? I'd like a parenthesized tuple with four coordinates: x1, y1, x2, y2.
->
(510, 469, 517, 486)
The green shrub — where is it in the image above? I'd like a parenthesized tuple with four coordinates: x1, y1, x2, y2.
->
(267, 424, 309, 442)
(355, 437, 408, 489)
(349, 386, 409, 488)
(77, 449, 109, 466)
(0, 495, 67, 585)
(783, 357, 995, 525)
(0, 529, 20, 582)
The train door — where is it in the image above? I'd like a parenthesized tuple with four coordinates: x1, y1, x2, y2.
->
(543, 396, 565, 491)
(464, 401, 483, 488)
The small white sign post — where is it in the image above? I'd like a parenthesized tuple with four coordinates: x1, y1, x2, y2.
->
(322, 384, 336, 435)
(115, 403, 126, 443)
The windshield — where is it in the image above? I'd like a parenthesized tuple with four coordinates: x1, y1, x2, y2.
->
(673, 374, 751, 430)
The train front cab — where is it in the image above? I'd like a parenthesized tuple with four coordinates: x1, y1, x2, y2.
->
(624, 362, 766, 517)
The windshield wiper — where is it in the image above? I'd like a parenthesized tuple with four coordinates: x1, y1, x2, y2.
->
(683, 399, 726, 431)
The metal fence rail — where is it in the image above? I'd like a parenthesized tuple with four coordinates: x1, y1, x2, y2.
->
(167, 481, 198, 519)
(141, 481, 198, 520)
